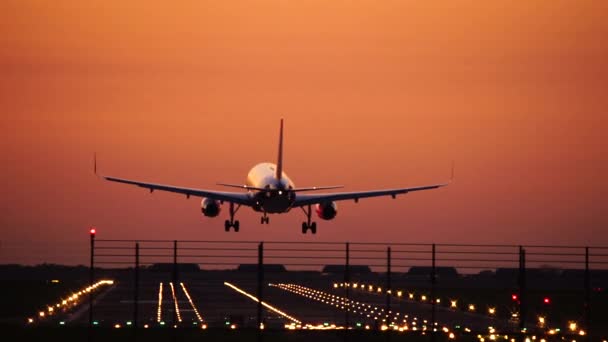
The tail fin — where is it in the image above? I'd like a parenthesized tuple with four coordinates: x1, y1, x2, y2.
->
(276, 119, 284, 180)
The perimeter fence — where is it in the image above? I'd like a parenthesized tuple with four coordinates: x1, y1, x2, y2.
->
(86, 236, 608, 340)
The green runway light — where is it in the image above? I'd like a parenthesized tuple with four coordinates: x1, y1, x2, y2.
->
(160, 321, 165, 326)
(225, 321, 230, 325)
(59, 321, 65, 325)
(193, 322, 198, 325)
(126, 321, 132, 326)
(356, 322, 362, 327)
(324, 322, 329, 326)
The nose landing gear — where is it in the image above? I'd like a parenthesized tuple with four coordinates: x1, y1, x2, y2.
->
(260, 213, 270, 224)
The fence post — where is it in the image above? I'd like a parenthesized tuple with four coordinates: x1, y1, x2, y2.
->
(172, 240, 178, 326)
(518, 246, 526, 331)
(134, 242, 139, 329)
(89, 229, 95, 329)
(386, 247, 391, 315)
(431, 243, 436, 342)
(344, 242, 350, 336)
(386, 246, 392, 342)
(584, 247, 590, 338)
(257, 242, 264, 342)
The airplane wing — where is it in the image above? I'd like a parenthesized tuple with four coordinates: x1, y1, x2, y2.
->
(292, 183, 449, 206)
(102, 176, 252, 206)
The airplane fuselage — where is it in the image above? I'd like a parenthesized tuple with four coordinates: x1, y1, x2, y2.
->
(246, 162, 295, 213)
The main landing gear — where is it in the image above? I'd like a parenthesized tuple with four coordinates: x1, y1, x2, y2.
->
(300, 205, 317, 234)
(224, 202, 241, 232)
(260, 212, 270, 224)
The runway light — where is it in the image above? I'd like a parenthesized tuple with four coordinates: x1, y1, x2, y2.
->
(512, 294, 518, 301)
(451, 300, 458, 308)
(114, 324, 121, 329)
(543, 297, 550, 304)
(449, 332, 455, 339)
(27, 318, 34, 324)
(468, 304, 476, 311)
(488, 307, 496, 315)
(90, 228, 96, 235)
(569, 322, 577, 331)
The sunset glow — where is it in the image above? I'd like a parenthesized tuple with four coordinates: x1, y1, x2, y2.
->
(1, 1, 606, 264)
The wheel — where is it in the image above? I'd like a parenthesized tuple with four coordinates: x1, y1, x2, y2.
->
(311, 222, 317, 234)
(260, 217, 265, 224)
(265, 217, 270, 224)
(224, 220, 231, 232)
(301, 222, 308, 234)
(233, 220, 240, 232)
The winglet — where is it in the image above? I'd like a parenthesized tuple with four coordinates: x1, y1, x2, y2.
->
(275, 118, 284, 180)
(450, 160, 455, 183)
(93, 152, 98, 176)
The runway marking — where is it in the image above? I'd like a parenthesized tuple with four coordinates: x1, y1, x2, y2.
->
(180, 282, 203, 322)
(169, 282, 182, 323)
(224, 282, 301, 324)
(156, 283, 163, 322)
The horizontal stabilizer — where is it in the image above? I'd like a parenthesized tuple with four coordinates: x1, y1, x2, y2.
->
(292, 186, 344, 192)
(217, 183, 343, 192)
(217, 183, 267, 191)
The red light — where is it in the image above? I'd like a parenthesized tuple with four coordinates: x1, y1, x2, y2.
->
(90, 228, 96, 235)
(511, 294, 518, 301)
(543, 297, 550, 304)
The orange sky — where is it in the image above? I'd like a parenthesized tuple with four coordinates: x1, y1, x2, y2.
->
(1, 1, 607, 265)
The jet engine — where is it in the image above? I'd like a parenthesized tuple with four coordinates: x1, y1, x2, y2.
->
(315, 202, 338, 220)
(201, 198, 221, 217)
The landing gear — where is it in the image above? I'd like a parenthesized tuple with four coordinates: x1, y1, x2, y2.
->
(224, 202, 241, 232)
(301, 222, 317, 234)
(260, 213, 270, 224)
(300, 205, 317, 234)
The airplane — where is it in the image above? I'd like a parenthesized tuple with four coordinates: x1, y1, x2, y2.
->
(95, 119, 451, 234)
